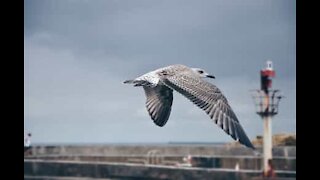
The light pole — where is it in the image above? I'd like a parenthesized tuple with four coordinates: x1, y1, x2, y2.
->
(251, 61, 283, 175)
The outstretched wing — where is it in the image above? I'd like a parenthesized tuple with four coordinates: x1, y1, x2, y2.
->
(161, 74, 254, 149)
(143, 85, 173, 127)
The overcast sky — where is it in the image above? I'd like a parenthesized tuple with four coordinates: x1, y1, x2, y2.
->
(24, 0, 296, 144)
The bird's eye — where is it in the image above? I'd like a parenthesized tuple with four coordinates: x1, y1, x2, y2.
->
(198, 70, 204, 74)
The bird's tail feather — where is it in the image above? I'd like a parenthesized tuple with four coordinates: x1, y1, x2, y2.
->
(123, 79, 143, 86)
(123, 80, 135, 84)
(123, 79, 151, 87)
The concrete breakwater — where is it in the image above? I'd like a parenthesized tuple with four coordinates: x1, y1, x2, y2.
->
(25, 155, 295, 171)
(28, 144, 295, 157)
(24, 145, 296, 180)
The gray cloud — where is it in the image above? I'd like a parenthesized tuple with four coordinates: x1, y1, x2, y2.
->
(24, 0, 295, 144)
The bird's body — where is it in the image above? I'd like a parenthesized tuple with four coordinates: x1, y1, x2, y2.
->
(124, 64, 254, 149)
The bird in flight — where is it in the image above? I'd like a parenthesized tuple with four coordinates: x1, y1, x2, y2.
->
(124, 64, 254, 149)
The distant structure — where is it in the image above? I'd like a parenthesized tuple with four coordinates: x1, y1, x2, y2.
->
(251, 60, 283, 175)
(24, 132, 32, 155)
(24, 132, 32, 147)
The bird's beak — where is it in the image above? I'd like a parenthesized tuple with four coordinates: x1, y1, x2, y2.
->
(206, 75, 215, 79)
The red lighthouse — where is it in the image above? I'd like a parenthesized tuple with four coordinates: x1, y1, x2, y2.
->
(251, 60, 283, 176)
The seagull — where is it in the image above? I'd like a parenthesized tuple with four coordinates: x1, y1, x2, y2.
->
(124, 64, 254, 149)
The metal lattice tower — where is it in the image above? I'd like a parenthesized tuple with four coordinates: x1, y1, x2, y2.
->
(251, 89, 283, 117)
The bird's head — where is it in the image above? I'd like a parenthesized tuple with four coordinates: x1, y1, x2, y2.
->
(191, 68, 215, 79)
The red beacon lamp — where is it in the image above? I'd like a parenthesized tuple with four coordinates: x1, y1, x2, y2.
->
(261, 61, 275, 94)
